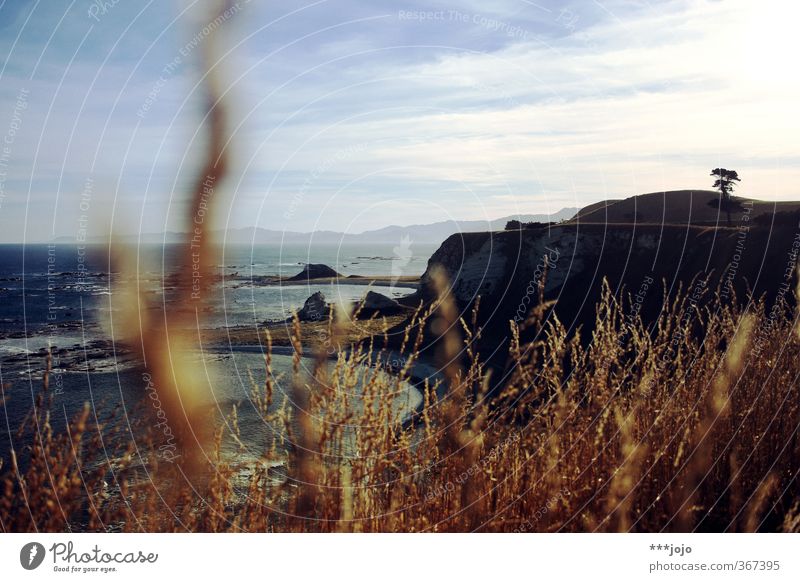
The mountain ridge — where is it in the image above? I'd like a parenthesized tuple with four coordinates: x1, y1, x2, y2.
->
(52, 208, 579, 245)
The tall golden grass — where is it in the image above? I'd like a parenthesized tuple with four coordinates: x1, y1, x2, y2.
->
(3, 0, 799, 531)
(2, 274, 799, 533)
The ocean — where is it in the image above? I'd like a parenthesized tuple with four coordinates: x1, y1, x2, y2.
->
(0, 242, 437, 466)
(0, 242, 437, 334)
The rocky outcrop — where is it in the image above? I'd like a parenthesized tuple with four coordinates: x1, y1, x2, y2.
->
(295, 291, 330, 322)
(294, 290, 408, 323)
(421, 231, 518, 304)
(287, 264, 341, 281)
(419, 221, 800, 353)
(357, 291, 405, 317)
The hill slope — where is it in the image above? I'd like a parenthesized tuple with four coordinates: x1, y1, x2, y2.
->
(571, 190, 800, 225)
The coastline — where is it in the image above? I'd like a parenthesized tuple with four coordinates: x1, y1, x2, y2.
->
(237, 274, 420, 289)
(0, 271, 423, 375)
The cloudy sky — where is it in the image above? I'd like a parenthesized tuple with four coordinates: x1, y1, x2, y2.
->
(0, 0, 798, 241)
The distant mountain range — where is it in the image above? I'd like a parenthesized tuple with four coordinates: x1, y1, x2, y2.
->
(57, 207, 578, 245)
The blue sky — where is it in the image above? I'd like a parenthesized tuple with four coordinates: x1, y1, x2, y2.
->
(0, 0, 798, 242)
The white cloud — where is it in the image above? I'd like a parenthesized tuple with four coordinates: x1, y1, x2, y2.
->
(230, 0, 799, 227)
(2, 0, 798, 239)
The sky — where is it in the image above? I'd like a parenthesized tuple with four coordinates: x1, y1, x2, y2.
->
(0, 0, 798, 242)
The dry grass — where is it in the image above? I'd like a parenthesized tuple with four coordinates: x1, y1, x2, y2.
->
(3, 1, 798, 533)
(2, 274, 799, 533)
(203, 315, 409, 348)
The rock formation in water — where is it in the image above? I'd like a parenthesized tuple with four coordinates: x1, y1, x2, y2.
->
(287, 263, 341, 281)
(295, 291, 330, 322)
(356, 290, 405, 317)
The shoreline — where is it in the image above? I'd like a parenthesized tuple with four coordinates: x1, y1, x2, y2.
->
(238, 274, 420, 289)
(0, 314, 418, 376)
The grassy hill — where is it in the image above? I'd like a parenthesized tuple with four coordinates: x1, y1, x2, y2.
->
(570, 189, 800, 225)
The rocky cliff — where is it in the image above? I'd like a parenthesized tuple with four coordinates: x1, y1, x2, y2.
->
(417, 220, 800, 363)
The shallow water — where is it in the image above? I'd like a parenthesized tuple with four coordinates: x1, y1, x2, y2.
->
(0, 348, 421, 469)
(0, 242, 427, 471)
(0, 242, 436, 334)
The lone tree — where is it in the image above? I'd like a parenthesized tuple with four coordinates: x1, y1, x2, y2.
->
(711, 168, 741, 225)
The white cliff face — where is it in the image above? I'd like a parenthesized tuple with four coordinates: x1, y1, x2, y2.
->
(527, 229, 660, 294)
(421, 227, 641, 305)
(450, 236, 509, 303)
(421, 228, 590, 302)
(419, 222, 794, 360)
(520, 229, 584, 295)
(421, 224, 778, 318)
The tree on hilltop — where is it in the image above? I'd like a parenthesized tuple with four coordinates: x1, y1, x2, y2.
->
(711, 168, 741, 226)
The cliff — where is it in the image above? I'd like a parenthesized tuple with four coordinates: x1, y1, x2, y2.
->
(416, 218, 800, 366)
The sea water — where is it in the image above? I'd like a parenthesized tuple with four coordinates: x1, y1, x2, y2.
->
(0, 242, 435, 464)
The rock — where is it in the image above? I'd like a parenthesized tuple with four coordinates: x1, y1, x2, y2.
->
(287, 263, 341, 281)
(419, 232, 507, 303)
(363, 290, 399, 310)
(296, 291, 330, 322)
(356, 291, 404, 317)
